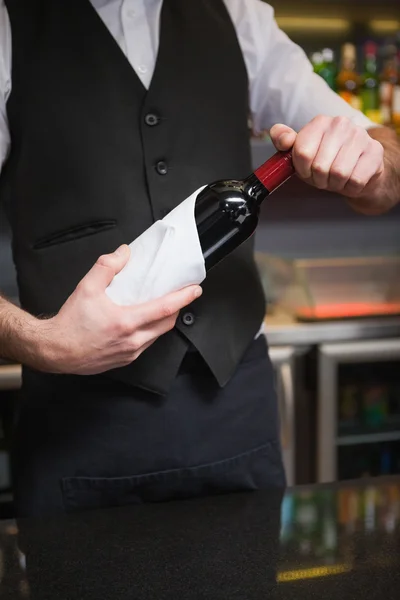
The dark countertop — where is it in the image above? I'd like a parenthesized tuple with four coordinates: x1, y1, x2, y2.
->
(0, 476, 399, 599)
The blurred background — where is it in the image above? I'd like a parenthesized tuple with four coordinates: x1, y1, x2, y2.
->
(1, 0, 400, 519)
(253, 0, 400, 494)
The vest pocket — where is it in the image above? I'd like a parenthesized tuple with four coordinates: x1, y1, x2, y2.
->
(33, 220, 117, 250)
(24, 221, 125, 315)
(61, 442, 284, 513)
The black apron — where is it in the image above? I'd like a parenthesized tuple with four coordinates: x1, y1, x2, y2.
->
(12, 336, 285, 517)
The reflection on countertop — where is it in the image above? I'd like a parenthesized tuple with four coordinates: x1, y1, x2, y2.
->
(0, 476, 399, 598)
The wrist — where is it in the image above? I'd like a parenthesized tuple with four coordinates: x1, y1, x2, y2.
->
(0, 301, 40, 366)
(355, 127, 400, 214)
(15, 311, 54, 371)
(347, 156, 399, 215)
(2, 305, 63, 373)
(28, 316, 67, 373)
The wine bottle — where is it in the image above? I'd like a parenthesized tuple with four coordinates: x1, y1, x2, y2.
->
(195, 150, 294, 270)
(106, 150, 294, 306)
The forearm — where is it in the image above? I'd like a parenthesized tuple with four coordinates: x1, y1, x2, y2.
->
(351, 127, 400, 215)
(0, 295, 43, 365)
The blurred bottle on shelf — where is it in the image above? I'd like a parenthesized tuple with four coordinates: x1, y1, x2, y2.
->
(312, 49, 337, 91)
(362, 384, 388, 428)
(380, 445, 392, 475)
(392, 50, 400, 134)
(339, 384, 360, 428)
(311, 51, 324, 75)
(336, 43, 361, 110)
(360, 41, 382, 124)
(379, 42, 399, 126)
(320, 48, 337, 91)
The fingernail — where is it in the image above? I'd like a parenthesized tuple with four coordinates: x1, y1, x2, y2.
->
(194, 286, 203, 299)
(115, 244, 126, 256)
(278, 132, 291, 146)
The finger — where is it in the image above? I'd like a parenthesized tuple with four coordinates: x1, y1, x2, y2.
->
(309, 120, 358, 190)
(270, 124, 297, 151)
(343, 144, 385, 198)
(142, 310, 180, 339)
(327, 141, 366, 194)
(129, 312, 179, 353)
(130, 337, 159, 363)
(293, 115, 331, 180)
(79, 245, 131, 295)
(128, 285, 203, 328)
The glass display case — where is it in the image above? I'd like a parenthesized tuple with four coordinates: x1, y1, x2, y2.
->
(318, 339, 400, 482)
(256, 254, 400, 322)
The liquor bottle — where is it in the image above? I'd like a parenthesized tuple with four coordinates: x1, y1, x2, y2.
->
(362, 384, 388, 428)
(360, 41, 382, 124)
(320, 48, 337, 91)
(380, 42, 398, 126)
(339, 384, 360, 426)
(392, 51, 400, 134)
(311, 51, 324, 75)
(336, 43, 361, 110)
(312, 49, 337, 91)
(195, 151, 294, 270)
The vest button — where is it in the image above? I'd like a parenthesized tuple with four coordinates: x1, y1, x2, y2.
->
(182, 312, 195, 326)
(144, 113, 160, 127)
(156, 161, 168, 176)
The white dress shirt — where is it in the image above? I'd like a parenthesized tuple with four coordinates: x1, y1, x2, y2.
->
(0, 0, 374, 172)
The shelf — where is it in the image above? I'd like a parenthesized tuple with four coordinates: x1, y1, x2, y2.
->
(337, 431, 400, 446)
(271, 0, 400, 13)
(272, 0, 400, 7)
(338, 416, 400, 436)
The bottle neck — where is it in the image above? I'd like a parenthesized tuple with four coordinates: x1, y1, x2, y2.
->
(243, 172, 270, 206)
(252, 150, 294, 202)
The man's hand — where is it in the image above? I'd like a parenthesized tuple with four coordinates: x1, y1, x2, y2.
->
(270, 116, 400, 215)
(0, 245, 202, 375)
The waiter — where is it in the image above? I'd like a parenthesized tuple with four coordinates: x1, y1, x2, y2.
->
(0, 0, 399, 517)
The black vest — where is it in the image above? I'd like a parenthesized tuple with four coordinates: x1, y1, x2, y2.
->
(1, 0, 266, 394)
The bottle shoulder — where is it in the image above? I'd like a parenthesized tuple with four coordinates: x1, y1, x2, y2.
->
(195, 175, 263, 229)
(203, 173, 264, 202)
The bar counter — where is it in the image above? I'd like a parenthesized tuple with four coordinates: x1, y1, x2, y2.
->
(265, 310, 400, 346)
(0, 476, 399, 598)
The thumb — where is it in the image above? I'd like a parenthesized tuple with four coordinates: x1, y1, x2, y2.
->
(270, 124, 297, 151)
(81, 244, 131, 292)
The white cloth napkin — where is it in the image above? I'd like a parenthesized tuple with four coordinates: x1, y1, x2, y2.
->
(106, 186, 207, 306)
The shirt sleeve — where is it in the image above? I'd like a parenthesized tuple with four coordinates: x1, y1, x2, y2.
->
(224, 0, 375, 134)
(0, 0, 11, 172)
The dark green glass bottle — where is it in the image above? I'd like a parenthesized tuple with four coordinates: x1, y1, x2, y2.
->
(361, 41, 382, 124)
